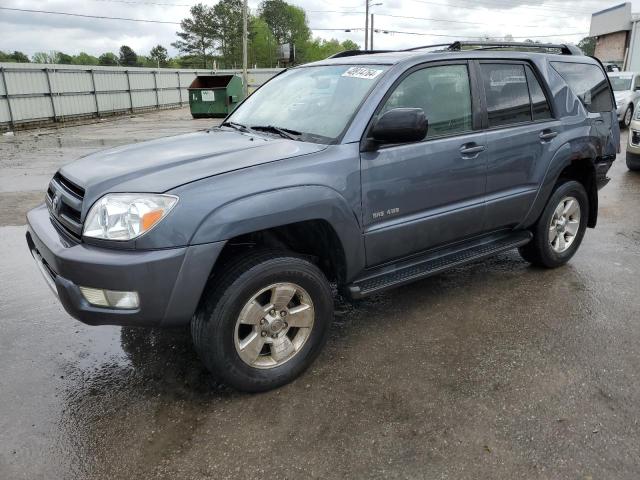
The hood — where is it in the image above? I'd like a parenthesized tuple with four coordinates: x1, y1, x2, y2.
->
(60, 129, 327, 205)
(614, 90, 631, 102)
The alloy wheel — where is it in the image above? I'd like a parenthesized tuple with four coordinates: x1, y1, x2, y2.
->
(549, 196, 581, 253)
(234, 282, 315, 369)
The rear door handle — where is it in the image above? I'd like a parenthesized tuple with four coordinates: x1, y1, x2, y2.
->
(459, 143, 486, 157)
(539, 130, 558, 141)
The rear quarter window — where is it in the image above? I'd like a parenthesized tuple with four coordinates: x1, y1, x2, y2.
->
(551, 62, 613, 113)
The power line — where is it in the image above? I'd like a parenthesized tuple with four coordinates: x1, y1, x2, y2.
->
(377, 13, 539, 28)
(2, 5, 583, 31)
(404, 0, 596, 21)
(410, 0, 596, 16)
(355, 29, 589, 38)
(91, 0, 193, 6)
(0, 6, 181, 24)
(0, 6, 589, 41)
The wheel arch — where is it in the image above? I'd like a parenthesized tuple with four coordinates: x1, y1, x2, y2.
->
(521, 141, 599, 229)
(190, 185, 365, 283)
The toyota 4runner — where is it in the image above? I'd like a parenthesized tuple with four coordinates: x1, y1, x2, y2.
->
(26, 41, 619, 392)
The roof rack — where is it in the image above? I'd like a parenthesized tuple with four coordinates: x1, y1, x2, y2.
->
(444, 41, 583, 55)
(328, 41, 582, 59)
(329, 49, 394, 58)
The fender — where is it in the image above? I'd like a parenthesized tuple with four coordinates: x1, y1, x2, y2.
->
(190, 185, 365, 281)
(520, 137, 598, 229)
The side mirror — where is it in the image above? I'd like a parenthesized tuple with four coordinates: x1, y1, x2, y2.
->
(368, 108, 428, 148)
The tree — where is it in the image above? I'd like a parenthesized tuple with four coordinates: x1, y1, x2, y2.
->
(249, 16, 277, 67)
(149, 44, 169, 67)
(72, 52, 99, 65)
(99, 52, 119, 66)
(119, 45, 138, 66)
(11, 51, 30, 63)
(578, 36, 596, 56)
(172, 3, 217, 69)
(259, 0, 310, 47)
(57, 52, 73, 64)
(173, 54, 203, 68)
(0, 51, 30, 63)
(341, 40, 359, 51)
(32, 51, 55, 63)
(31, 52, 51, 63)
(300, 38, 360, 63)
(137, 55, 158, 68)
(212, 0, 245, 68)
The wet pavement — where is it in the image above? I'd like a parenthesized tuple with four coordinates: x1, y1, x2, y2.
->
(1, 110, 640, 479)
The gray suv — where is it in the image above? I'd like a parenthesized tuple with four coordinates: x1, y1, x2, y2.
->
(26, 42, 619, 392)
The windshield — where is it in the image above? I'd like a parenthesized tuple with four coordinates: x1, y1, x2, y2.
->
(610, 76, 633, 91)
(226, 64, 390, 144)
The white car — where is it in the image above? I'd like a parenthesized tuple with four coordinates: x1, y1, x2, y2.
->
(608, 72, 640, 128)
(626, 102, 640, 171)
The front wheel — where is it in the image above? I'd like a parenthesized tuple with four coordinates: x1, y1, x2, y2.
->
(627, 151, 640, 171)
(518, 180, 589, 268)
(622, 104, 633, 128)
(192, 250, 333, 392)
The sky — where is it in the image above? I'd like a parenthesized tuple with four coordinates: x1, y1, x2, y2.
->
(0, 0, 637, 58)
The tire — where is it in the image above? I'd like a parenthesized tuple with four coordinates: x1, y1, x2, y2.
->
(627, 151, 640, 171)
(518, 180, 589, 268)
(622, 104, 633, 129)
(191, 250, 333, 392)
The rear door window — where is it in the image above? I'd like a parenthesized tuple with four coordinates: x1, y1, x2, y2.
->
(551, 62, 614, 113)
(525, 66, 552, 121)
(480, 64, 531, 127)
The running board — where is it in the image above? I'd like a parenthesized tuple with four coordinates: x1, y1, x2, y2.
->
(347, 231, 532, 299)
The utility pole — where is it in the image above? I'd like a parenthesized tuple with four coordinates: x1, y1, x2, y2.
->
(365, 0, 369, 50)
(370, 14, 374, 50)
(242, 0, 248, 97)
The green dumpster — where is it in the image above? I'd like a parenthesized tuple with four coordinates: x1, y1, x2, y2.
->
(187, 74, 245, 118)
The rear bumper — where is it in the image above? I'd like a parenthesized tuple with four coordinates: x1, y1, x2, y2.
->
(26, 204, 224, 327)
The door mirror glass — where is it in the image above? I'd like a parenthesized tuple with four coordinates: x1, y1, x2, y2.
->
(370, 108, 428, 145)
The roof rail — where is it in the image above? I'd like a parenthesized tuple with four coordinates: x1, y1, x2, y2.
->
(326, 41, 582, 60)
(441, 41, 582, 55)
(402, 43, 452, 52)
(328, 49, 394, 58)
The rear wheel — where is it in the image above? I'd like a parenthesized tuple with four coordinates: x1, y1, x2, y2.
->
(518, 180, 588, 268)
(191, 250, 333, 392)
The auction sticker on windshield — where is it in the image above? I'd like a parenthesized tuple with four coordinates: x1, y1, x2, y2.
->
(342, 67, 384, 79)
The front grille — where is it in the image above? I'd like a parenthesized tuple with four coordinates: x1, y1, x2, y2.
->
(632, 130, 640, 146)
(47, 173, 85, 241)
(54, 172, 85, 199)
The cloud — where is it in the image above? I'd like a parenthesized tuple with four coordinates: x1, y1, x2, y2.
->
(0, 0, 630, 58)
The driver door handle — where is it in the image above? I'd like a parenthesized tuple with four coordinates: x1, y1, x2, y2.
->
(459, 143, 486, 158)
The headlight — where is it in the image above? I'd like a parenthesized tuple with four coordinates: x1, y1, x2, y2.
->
(83, 193, 178, 241)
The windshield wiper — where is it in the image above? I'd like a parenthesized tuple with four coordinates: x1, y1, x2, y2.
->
(249, 125, 301, 140)
(221, 121, 251, 133)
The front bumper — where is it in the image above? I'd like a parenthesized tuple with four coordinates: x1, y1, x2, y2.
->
(26, 204, 224, 327)
(628, 128, 640, 155)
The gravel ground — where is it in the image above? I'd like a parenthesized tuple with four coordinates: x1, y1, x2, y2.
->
(1, 108, 639, 479)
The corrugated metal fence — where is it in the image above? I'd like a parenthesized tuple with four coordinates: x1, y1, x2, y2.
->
(0, 63, 281, 131)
